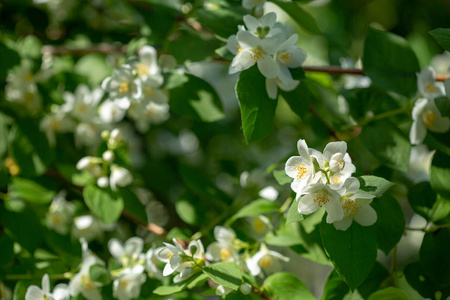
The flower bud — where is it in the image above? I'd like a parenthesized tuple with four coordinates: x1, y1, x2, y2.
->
(102, 150, 115, 162)
(110, 165, 132, 191)
(240, 283, 252, 295)
(110, 128, 122, 142)
(76, 157, 93, 170)
(189, 245, 198, 255)
(97, 176, 109, 188)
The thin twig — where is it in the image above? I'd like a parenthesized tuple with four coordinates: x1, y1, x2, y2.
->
(41, 44, 127, 56)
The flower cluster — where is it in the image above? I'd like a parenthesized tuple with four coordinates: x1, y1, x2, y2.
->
(76, 129, 133, 190)
(285, 140, 377, 230)
(409, 66, 450, 145)
(227, 12, 307, 99)
(100, 46, 169, 132)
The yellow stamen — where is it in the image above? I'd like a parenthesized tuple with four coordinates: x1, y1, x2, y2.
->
(294, 165, 308, 180)
(259, 255, 273, 268)
(119, 82, 129, 93)
(136, 63, 149, 77)
(144, 87, 155, 97)
(220, 249, 231, 261)
(251, 49, 263, 62)
(425, 82, 438, 94)
(252, 219, 266, 233)
(331, 177, 341, 184)
(423, 110, 437, 127)
(167, 252, 173, 260)
(342, 199, 361, 216)
(313, 193, 329, 207)
(236, 45, 242, 54)
(280, 52, 293, 65)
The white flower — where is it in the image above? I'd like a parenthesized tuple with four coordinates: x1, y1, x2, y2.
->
(40, 108, 76, 147)
(298, 183, 344, 224)
(25, 274, 53, 300)
(112, 269, 147, 300)
(314, 141, 356, 184)
(46, 191, 76, 235)
(52, 284, 70, 300)
(134, 46, 161, 80)
(333, 177, 377, 231)
(228, 30, 279, 78)
(110, 165, 133, 191)
(206, 226, 239, 263)
(407, 145, 435, 184)
(248, 215, 272, 239)
(410, 98, 450, 145)
(246, 246, 289, 276)
(258, 186, 279, 201)
(265, 34, 307, 99)
(242, 0, 266, 10)
(156, 239, 187, 276)
(285, 139, 318, 197)
(74, 122, 104, 149)
(68, 240, 105, 300)
(76, 156, 102, 177)
(340, 57, 371, 89)
(108, 237, 145, 274)
(243, 13, 277, 39)
(145, 245, 164, 280)
(101, 65, 142, 104)
(61, 85, 103, 122)
(5, 62, 42, 111)
(128, 100, 170, 133)
(139, 76, 167, 104)
(417, 67, 445, 99)
(98, 99, 128, 124)
(72, 215, 104, 242)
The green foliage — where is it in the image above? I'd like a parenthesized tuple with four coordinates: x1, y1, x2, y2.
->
(320, 218, 377, 290)
(357, 176, 394, 197)
(231, 198, 280, 220)
(367, 287, 408, 300)
(286, 199, 304, 224)
(8, 177, 56, 204)
(263, 272, 315, 300)
(196, 6, 245, 41)
(169, 74, 225, 122)
(273, 169, 293, 185)
(89, 265, 112, 285)
(83, 184, 124, 224)
(0, 42, 20, 80)
(271, 1, 321, 34)
(203, 262, 243, 290)
(420, 228, 450, 289)
(429, 28, 450, 52)
(236, 66, 278, 143)
(360, 121, 411, 172)
(363, 28, 420, 97)
(372, 195, 404, 255)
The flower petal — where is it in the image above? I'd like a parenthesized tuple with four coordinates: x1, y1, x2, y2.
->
(298, 194, 319, 215)
(243, 15, 259, 33)
(257, 55, 277, 79)
(323, 141, 347, 160)
(266, 78, 278, 99)
(333, 216, 353, 231)
(354, 205, 377, 226)
(409, 120, 427, 145)
(237, 31, 260, 49)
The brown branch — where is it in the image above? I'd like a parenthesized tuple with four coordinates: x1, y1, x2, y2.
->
(303, 65, 450, 82)
(41, 44, 127, 56)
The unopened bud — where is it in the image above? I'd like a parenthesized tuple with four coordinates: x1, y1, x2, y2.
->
(97, 177, 109, 188)
(102, 150, 115, 162)
(240, 283, 252, 295)
(101, 130, 110, 141)
(189, 245, 198, 255)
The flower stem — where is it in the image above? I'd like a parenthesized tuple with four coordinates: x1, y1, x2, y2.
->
(390, 245, 397, 287)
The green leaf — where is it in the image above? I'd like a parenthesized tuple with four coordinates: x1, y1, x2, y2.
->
(429, 28, 450, 52)
(203, 262, 242, 290)
(236, 66, 278, 143)
(273, 169, 293, 185)
(357, 176, 394, 197)
(74, 54, 112, 85)
(1, 208, 43, 253)
(279, 78, 311, 120)
(89, 264, 112, 285)
(357, 262, 390, 299)
(363, 28, 420, 96)
(408, 181, 450, 222)
(13, 280, 36, 300)
(420, 228, 450, 289)
(320, 218, 377, 291)
(11, 119, 55, 177)
(176, 192, 208, 226)
(153, 284, 185, 296)
(215, 45, 234, 61)
(170, 74, 225, 122)
(271, 0, 321, 34)
(264, 272, 315, 300)
(83, 185, 124, 224)
(0, 42, 20, 80)
(163, 69, 189, 89)
(403, 262, 441, 300)
(265, 222, 303, 247)
(0, 113, 10, 158)
(360, 120, 411, 172)
(367, 287, 408, 300)
(372, 195, 404, 255)
(232, 199, 280, 220)
(435, 97, 450, 118)
(120, 189, 148, 224)
(286, 199, 304, 224)
(8, 177, 56, 204)
(196, 7, 245, 40)
(179, 164, 232, 205)
(430, 150, 450, 199)
(322, 270, 349, 300)
(0, 236, 14, 267)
